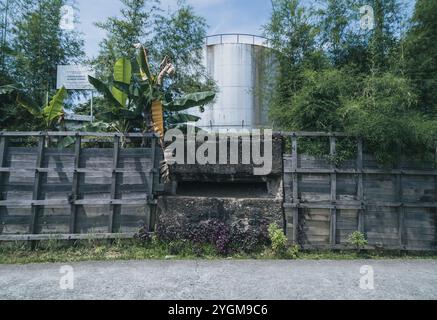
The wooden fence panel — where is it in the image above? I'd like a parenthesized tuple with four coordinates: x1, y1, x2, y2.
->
(0, 132, 162, 241)
(283, 132, 437, 251)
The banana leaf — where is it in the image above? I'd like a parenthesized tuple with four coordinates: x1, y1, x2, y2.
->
(96, 111, 116, 123)
(164, 91, 215, 112)
(112, 58, 132, 108)
(113, 58, 132, 84)
(112, 81, 131, 95)
(89, 76, 124, 109)
(81, 121, 111, 132)
(0, 84, 19, 95)
(101, 108, 139, 122)
(57, 136, 76, 149)
(42, 86, 66, 126)
(16, 92, 42, 118)
(137, 46, 153, 85)
(118, 109, 141, 120)
(169, 113, 201, 124)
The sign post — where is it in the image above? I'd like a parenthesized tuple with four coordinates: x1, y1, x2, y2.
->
(57, 65, 95, 90)
(57, 65, 96, 122)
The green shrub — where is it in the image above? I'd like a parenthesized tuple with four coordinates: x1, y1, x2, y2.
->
(153, 219, 271, 256)
(268, 223, 288, 256)
(286, 245, 300, 259)
(348, 231, 368, 251)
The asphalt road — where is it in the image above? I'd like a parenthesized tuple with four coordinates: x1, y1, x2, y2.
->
(1, 260, 436, 300)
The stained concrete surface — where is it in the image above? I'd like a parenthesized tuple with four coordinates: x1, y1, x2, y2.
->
(1, 260, 436, 300)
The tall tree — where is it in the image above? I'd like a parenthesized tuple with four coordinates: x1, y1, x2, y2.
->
(317, 0, 353, 66)
(12, 0, 84, 105)
(367, 0, 404, 72)
(405, 0, 437, 116)
(264, 0, 323, 128)
(316, 0, 406, 72)
(0, 0, 30, 73)
(93, 0, 159, 81)
(153, 1, 215, 95)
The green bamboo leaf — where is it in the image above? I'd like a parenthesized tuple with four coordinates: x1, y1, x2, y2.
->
(164, 91, 215, 112)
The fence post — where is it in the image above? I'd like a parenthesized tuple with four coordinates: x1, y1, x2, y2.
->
(69, 135, 81, 234)
(147, 135, 158, 232)
(0, 135, 7, 167)
(0, 134, 7, 187)
(29, 135, 45, 247)
(148, 135, 157, 202)
(291, 134, 299, 244)
(109, 135, 120, 233)
(0, 135, 8, 235)
(357, 138, 365, 234)
(330, 136, 337, 247)
(396, 157, 405, 249)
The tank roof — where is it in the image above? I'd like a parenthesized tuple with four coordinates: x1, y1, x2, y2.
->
(205, 33, 270, 48)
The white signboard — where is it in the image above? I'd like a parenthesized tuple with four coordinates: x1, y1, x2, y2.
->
(57, 65, 95, 90)
(64, 114, 94, 122)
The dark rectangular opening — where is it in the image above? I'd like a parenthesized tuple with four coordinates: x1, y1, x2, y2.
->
(176, 182, 269, 199)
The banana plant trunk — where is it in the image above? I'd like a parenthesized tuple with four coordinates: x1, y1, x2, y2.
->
(151, 100, 164, 139)
(150, 100, 171, 183)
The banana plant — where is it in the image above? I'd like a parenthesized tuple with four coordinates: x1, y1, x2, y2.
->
(0, 85, 67, 131)
(0, 85, 69, 147)
(88, 44, 216, 141)
(88, 45, 215, 182)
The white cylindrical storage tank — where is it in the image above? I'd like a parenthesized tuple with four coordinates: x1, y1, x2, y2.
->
(192, 34, 272, 130)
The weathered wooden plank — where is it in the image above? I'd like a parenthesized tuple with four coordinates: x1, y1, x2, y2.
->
(283, 167, 437, 176)
(357, 139, 365, 233)
(0, 132, 158, 138)
(280, 131, 351, 138)
(337, 209, 359, 241)
(0, 198, 149, 206)
(109, 136, 120, 233)
(69, 137, 81, 234)
(0, 168, 152, 174)
(396, 163, 405, 248)
(291, 135, 299, 244)
(330, 137, 337, 247)
(148, 136, 157, 201)
(0, 136, 7, 169)
(29, 136, 45, 236)
(0, 233, 136, 241)
(119, 148, 153, 156)
(285, 203, 363, 210)
(0, 136, 8, 234)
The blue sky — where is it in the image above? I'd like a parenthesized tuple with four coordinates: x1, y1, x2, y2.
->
(76, 0, 273, 58)
(76, 0, 415, 58)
